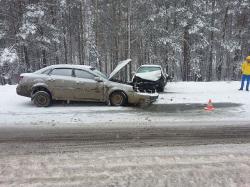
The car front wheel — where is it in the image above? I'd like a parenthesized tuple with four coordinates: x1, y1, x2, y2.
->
(32, 91, 51, 107)
(109, 91, 127, 106)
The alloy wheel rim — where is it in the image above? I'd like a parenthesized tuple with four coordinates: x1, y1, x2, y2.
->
(37, 95, 47, 105)
(112, 94, 123, 105)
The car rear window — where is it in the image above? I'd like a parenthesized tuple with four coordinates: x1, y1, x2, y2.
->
(74, 69, 95, 79)
(41, 69, 52, 74)
(50, 68, 72, 77)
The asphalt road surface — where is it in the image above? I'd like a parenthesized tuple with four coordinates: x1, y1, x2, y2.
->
(1, 121, 250, 186)
(0, 121, 250, 153)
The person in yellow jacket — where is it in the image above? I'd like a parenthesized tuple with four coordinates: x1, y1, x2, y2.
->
(239, 56, 250, 91)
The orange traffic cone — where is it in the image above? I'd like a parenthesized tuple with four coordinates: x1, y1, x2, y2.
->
(204, 99, 215, 111)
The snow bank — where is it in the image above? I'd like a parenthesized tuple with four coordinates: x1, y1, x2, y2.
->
(158, 81, 249, 104)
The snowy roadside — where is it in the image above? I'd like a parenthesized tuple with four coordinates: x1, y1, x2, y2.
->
(0, 82, 250, 187)
(158, 81, 249, 104)
(0, 81, 249, 127)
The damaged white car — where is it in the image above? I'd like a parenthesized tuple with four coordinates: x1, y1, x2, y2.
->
(16, 59, 159, 107)
(132, 65, 168, 92)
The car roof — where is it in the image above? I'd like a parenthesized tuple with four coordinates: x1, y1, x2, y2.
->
(139, 64, 162, 68)
(34, 64, 93, 74)
(47, 64, 92, 70)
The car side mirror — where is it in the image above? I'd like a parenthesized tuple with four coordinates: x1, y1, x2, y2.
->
(94, 77, 103, 82)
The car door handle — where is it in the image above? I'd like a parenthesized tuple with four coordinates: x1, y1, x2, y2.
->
(49, 78, 55, 81)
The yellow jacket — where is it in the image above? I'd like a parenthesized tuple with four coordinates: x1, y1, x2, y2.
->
(242, 61, 250, 75)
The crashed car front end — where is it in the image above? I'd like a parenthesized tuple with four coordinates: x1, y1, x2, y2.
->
(132, 76, 162, 92)
(106, 81, 159, 106)
(127, 91, 159, 105)
(132, 67, 166, 92)
(106, 59, 158, 105)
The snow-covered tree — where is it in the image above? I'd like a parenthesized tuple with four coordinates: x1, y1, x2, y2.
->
(0, 0, 249, 84)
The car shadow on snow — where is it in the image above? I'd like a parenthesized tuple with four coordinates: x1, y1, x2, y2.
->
(20, 100, 108, 108)
(51, 100, 107, 107)
(96, 102, 242, 116)
(20, 100, 242, 113)
(139, 103, 242, 113)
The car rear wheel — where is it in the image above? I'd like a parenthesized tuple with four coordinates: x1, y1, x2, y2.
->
(32, 91, 51, 107)
(109, 92, 127, 106)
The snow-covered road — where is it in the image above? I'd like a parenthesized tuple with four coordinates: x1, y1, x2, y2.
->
(0, 81, 249, 127)
(0, 141, 250, 187)
(1, 81, 250, 186)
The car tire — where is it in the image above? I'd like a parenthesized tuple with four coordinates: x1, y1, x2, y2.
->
(109, 91, 127, 106)
(32, 91, 51, 107)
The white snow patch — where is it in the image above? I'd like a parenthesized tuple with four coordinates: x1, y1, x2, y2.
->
(158, 81, 249, 105)
(60, 0, 66, 7)
(0, 32, 4, 39)
(18, 23, 37, 39)
(0, 48, 18, 65)
(25, 4, 45, 18)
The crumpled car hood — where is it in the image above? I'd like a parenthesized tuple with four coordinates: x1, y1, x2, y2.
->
(135, 70, 162, 81)
(109, 59, 132, 80)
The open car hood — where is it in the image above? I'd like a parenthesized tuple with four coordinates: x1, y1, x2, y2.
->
(135, 70, 162, 81)
(108, 59, 132, 80)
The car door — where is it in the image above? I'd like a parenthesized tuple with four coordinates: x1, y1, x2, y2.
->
(73, 69, 104, 101)
(46, 68, 75, 100)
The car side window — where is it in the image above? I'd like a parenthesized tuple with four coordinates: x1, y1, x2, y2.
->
(74, 69, 95, 80)
(50, 68, 72, 77)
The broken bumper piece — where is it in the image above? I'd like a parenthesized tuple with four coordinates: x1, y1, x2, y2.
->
(135, 92, 159, 105)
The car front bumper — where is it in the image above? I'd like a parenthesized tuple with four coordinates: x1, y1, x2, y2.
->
(133, 77, 166, 92)
(128, 91, 159, 105)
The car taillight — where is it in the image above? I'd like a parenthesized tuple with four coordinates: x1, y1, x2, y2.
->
(18, 76, 24, 83)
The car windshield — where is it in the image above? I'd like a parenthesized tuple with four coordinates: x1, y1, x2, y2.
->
(91, 68, 108, 80)
(137, 66, 161, 73)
